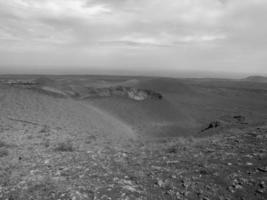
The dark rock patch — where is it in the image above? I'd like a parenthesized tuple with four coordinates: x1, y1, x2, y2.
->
(233, 115, 247, 124)
(201, 121, 221, 132)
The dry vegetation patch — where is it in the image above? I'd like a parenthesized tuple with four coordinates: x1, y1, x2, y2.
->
(0, 148, 8, 157)
(0, 140, 10, 157)
(54, 140, 75, 152)
(0, 140, 9, 148)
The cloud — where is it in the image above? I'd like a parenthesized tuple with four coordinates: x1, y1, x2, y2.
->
(106, 32, 226, 48)
(0, 0, 227, 46)
(0, 0, 267, 74)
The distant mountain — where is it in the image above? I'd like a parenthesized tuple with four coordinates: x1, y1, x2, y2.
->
(242, 76, 267, 83)
(34, 76, 56, 85)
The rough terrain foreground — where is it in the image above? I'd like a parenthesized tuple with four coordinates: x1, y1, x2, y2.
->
(0, 115, 266, 200)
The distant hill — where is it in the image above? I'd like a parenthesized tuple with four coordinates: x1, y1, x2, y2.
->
(2, 75, 267, 138)
(34, 76, 56, 86)
(242, 76, 267, 83)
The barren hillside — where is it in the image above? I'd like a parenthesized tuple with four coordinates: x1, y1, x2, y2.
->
(0, 75, 266, 200)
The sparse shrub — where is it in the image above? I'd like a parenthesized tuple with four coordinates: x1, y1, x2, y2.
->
(0, 148, 8, 157)
(27, 135, 34, 140)
(43, 139, 50, 148)
(85, 135, 97, 144)
(0, 140, 8, 148)
(166, 146, 177, 154)
(40, 125, 50, 133)
(187, 136, 195, 143)
(54, 141, 74, 152)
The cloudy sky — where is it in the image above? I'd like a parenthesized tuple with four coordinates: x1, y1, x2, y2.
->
(0, 0, 267, 76)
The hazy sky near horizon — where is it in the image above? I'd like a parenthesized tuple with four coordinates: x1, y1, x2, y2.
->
(0, 0, 267, 75)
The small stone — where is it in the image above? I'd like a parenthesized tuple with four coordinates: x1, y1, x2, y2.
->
(234, 184, 243, 189)
(157, 179, 165, 187)
(256, 189, 264, 194)
(122, 152, 127, 157)
(257, 167, 267, 172)
(259, 181, 265, 189)
(228, 186, 235, 193)
(171, 175, 177, 179)
(123, 185, 137, 192)
(176, 191, 183, 199)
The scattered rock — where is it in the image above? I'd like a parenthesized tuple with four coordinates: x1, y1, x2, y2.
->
(246, 162, 253, 166)
(54, 141, 75, 152)
(257, 167, 267, 172)
(233, 115, 246, 123)
(156, 179, 165, 188)
(201, 121, 221, 132)
(166, 146, 177, 154)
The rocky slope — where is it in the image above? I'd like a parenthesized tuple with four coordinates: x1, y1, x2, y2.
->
(242, 76, 267, 83)
(2, 77, 163, 101)
(83, 86, 163, 101)
(0, 118, 266, 200)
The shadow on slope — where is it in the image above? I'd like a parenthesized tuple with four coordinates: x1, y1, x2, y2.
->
(0, 87, 136, 142)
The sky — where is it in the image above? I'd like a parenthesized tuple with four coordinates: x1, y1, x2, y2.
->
(0, 0, 267, 77)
